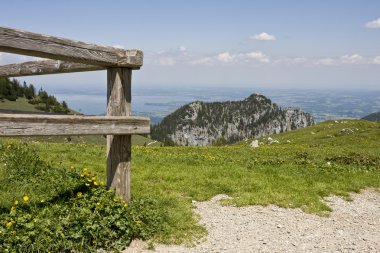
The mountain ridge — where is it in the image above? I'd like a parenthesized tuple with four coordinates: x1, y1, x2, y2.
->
(362, 111, 380, 122)
(151, 93, 314, 146)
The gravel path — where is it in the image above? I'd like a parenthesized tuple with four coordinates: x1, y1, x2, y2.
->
(124, 189, 380, 253)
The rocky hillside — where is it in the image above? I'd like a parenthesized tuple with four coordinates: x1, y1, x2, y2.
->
(151, 93, 314, 146)
(362, 111, 380, 122)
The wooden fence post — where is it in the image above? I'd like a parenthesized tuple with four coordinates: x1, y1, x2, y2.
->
(0, 27, 146, 201)
(107, 68, 132, 201)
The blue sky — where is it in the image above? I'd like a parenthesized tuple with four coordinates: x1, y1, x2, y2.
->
(1, 0, 380, 90)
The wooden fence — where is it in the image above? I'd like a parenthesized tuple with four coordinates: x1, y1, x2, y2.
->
(0, 26, 148, 201)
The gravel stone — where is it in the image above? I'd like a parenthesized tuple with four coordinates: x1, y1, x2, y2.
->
(124, 190, 380, 253)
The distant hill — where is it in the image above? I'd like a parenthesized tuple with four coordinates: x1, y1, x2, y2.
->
(151, 93, 314, 146)
(0, 77, 73, 114)
(362, 111, 380, 122)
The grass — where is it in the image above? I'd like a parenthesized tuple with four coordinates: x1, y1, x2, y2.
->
(0, 97, 80, 114)
(0, 97, 41, 112)
(0, 119, 379, 250)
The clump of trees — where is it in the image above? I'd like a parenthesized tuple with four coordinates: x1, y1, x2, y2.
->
(0, 77, 70, 114)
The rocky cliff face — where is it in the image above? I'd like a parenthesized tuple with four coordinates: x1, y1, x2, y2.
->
(151, 94, 314, 146)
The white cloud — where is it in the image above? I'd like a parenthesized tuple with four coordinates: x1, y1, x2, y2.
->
(243, 51, 270, 63)
(179, 46, 187, 52)
(217, 52, 236, 63)
(341, 54, 363, 64)
(189, 57, 214, 66)
(250, 32, 276, 41)
(157, 57, 176, 66)
(315, 58, 338, 66)
(112, 45, 125, 49)
(0, 52, 43, 64)
(373, 56, 380, 64)
(274, 57, 308, 65)
(365, 18, 380, 29)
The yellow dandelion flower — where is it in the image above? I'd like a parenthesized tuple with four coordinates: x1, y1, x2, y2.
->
(80, 174, 84, 178)
(113, 198, 118, 202)
(96, 202, 100, 206)
(94, 181, 98, 186)
(91, 177, 96, 181)
(14, 200, 19, 205)
(123, 203, 128, 208)
(85, 183, 90, 187)
(70, 166, 75, 170)
(22, 196, 29, 202)
(100, 182, 105, 186)
(77, 192, 82, 198)
(84, 168, 88, 172)
(5, 221, 13, 228)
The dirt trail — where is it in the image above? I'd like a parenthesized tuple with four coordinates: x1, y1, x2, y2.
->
(124, 189, 380, 253)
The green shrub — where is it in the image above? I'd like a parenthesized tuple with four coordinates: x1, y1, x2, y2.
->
(326, 153, 380, 169)
(0, 143, 81, 209)
(0, 143, 168, 252)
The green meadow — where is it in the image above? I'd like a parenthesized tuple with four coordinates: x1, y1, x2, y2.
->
(0, 119, 379, 252)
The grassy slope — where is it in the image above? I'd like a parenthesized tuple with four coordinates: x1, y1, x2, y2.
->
(30, 120, 380, 210)
(1, 119, 379, 243)
(0, 97, 41, 111)
(0, 97, 80, 114)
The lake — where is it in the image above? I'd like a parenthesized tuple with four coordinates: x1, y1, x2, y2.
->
(50, 86, 380, 124)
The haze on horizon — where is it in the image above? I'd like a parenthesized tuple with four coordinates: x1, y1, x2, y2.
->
(0, 0, 379, 91)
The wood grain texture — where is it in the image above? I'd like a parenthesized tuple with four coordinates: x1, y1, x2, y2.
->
(0, 114, 149, 136)
(107, 68, 133, 201)
(0, 26, 143, 68)
(0, 60, 104, 77)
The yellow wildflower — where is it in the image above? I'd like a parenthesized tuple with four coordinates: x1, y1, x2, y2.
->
(94, 181, 98, 186)
(85, 183, 90, 187)
(5, 221, 13, 228)
(113, 198, 118, 202)
(22, 196, 29, 202)
(77, 192, 82, 198)
(84, 168, 88, 171)
(96, 202, 100, 206)
(80, 174, 84, 178)
(123, 203, 128, 208)
(14, 200, 19, 205)
(91, 177, 96, 181)
(11, 230, 16, 235)
(70, 166, 75, 170)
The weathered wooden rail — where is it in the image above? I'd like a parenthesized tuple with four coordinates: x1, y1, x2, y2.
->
(0, 26, 147, 201)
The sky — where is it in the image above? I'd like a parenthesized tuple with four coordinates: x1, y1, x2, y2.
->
(0, 0, 380, 91)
